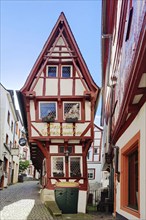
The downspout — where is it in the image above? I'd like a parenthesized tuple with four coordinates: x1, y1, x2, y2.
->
(102, 34, 114, 156)
(101, 34, 112, 87)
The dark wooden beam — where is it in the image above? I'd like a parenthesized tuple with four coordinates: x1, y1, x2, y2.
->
(128, 104, 139, 113)
(136, 87, 146, 95)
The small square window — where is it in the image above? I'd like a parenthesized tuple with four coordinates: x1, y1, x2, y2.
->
(40, 102, 57, 120)
(88, 169, 95, 180)
(68, 146, 73, 154)
(62, 66, 71, 78)
(47, 66, 57, 77)
(59, 146, 64, 153)
(64, 102, 80, 120)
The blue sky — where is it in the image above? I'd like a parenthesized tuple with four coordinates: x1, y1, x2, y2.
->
(1, 0, 102, 124)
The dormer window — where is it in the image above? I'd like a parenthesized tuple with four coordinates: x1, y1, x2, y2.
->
(47, 66, 57, 77)
(62, 66, 72, 78)
(39, 102, 57, 121)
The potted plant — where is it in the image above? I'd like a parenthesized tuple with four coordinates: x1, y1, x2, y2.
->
(65, 117, 78, 123)
(42, 112, 55, 122)
(53, 172, 64, 177)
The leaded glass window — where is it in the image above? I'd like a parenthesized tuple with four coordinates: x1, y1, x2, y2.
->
(64, 102, 80, 120)
(70, 157, 81, 177)
(48, 66, 57, 77)
(62, 66, 71, 78)
(40, 102, 56, 119)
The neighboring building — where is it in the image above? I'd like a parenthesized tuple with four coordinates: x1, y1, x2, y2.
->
(87, 124, 102, 204)
(101, 0, 146, 219)
(17, 12, 100, 213)
(19, 132, 35, 178)
(0, 84, 21, 188)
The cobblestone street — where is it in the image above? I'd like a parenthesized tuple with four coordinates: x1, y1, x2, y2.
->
(0, 181, 114, 220)
(0, 181, 53, 220)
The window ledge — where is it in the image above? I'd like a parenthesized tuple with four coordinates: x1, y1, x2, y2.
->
(121, 206, 140, 218)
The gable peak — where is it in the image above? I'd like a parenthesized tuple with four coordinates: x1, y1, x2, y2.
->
(59, 12, 66, 21)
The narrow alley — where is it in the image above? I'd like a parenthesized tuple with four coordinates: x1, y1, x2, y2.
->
(0, 181, 114, 220)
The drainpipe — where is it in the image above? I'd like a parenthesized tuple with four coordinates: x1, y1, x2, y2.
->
(102, 34, 114, 156)
(101, 34, 112, 87)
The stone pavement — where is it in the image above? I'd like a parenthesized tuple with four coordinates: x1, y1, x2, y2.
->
(0, 181, 114, 220)
(0, 180, 53, 220)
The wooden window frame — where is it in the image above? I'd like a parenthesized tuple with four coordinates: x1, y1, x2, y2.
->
(39, 101, 57, 120)
(46, 65, 58, 78)
(121, 131, 140, 218)
(69, 156, 82, 177)
(51, 156, 65, 177)
(63, 101, 81, 121)
(61, 65, 72, 78)
(88, 168, 95, 180)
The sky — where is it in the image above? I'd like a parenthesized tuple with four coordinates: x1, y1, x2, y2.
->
(1, 0, 102, 125)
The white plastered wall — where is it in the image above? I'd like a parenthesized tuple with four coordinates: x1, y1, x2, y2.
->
(30, 100, 35, 121)
(33, 78, 43, 96)
(31, 122, 48, 136)
(78, 190, 87, 213)
(75, 123, 89, 136)
(85, 101, 91, 121)
(75, 79, 85, 95)
(116, 103, 146, 220)
(45, 79, 58, 96)
(60, 79, 73, 95)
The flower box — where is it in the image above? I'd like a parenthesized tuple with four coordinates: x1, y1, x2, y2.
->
(53, 172, 64, 177)
(42, 116, 55, 122)
(65, 117, 78, 123)
(70, 172, 81, 177)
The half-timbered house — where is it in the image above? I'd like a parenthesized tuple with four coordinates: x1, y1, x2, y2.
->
(17, 12, 100, 213)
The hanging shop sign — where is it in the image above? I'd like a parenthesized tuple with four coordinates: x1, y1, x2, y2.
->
(19, 138, 27, 146)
